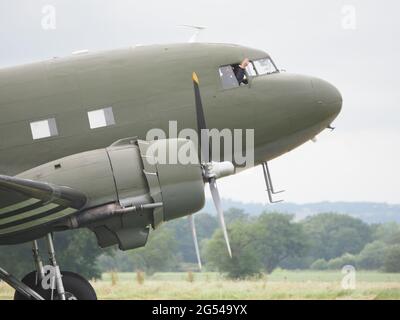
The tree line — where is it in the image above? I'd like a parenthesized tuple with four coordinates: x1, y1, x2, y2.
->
(99, 209, 400, 278)
(1, 208, 400, 279)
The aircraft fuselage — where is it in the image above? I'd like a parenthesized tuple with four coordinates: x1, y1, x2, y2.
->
(0, 43, 342, 176)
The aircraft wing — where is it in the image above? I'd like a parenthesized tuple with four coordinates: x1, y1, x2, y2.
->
(0, 175, 87, 238)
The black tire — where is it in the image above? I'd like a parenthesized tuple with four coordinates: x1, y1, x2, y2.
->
(14, 271, 97, 300)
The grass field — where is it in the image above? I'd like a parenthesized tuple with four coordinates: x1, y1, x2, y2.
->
(1, 270, 400, 300)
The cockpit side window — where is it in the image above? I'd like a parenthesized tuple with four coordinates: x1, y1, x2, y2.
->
(245, 62, 257, 77)
(253, 58, 277, 75)
(219, 66, 239, 90)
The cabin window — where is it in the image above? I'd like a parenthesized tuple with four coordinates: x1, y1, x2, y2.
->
(219, 66, 239, 90)
(30, 118, 58, 140)
(87, 107, 115, 129)
(253, 58, 277, 75)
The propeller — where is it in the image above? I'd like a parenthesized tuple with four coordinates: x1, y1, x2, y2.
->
(179, 25, 207, 43)
(192, 72, 210, 162)
(188, 215, 202, 270)
(209, 178, 232, 257)
(189, 72, 233, 262)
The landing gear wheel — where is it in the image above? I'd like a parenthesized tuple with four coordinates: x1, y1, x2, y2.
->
(14, 271, 97, 300)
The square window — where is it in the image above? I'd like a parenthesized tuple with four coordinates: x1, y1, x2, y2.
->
(87, 107, 115, 129)
(30, 118, 58, 140)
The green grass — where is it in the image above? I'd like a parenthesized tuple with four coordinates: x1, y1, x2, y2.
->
(102, 271, 224, 282)
(2, 270, 400, 300)
(102, 269, 400, 283)
(266, 269, 400, 283)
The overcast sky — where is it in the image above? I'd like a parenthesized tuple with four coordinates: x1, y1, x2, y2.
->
(1, 0, 399, 204)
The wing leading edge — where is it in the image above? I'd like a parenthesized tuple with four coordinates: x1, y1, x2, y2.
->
(0, 175, 87, 238)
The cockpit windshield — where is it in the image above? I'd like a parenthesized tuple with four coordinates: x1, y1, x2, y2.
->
(253, 58, 277, 75)
(218, 57, 278, 90)
(245, 63, 257, 77)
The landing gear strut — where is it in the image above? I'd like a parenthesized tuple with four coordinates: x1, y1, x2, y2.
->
(0, 267, 44, 300)
(45, 233, 66, 300)
(262, 161, 285, 203)
(0, 233, 97, 300)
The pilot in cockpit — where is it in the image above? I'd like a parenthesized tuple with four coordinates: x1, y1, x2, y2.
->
(233, 58, 250, 85)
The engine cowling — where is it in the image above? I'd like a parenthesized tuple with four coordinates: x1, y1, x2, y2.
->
(18, 138, 205, 250)
(134, 138, 205, 224)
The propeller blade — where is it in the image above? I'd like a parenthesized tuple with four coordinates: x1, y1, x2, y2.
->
(188, 214, 202, 270)
(192, 72, 207, 132)
(209, 178, 232, 257)
(192, 72, 211, 162)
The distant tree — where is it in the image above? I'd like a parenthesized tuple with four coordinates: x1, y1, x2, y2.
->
(224, 208, 250, 225)
(128, 226, 180, 275)
(384, 245, 400, 273)
(97, 250, 134, 273)
(204, 221, 262, 279)
(204, 212, 308, 278)
(54, 229, 103, 279)
(387, 231, 400, 245)
(167, 213, 219, 264)
(373, 222, 400, 245)
(165, 210, 250, 265)
(302, 213, 372, 262)
(279, 256, 315, 270)
(0, 243, 32, 278)
(310, 259, 329, 270)
(326, 253, 357, 270)
(0, 230, 103, 279)
(253, 213, 309, 273)
(356, 241, 387, 270)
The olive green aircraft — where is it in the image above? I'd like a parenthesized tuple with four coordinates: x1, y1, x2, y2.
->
(0, 43, 342, 300)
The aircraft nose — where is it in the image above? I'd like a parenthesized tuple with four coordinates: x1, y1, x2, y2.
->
(312, 78, 343, 118)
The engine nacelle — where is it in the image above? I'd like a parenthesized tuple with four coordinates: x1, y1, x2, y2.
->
(135, 138, 205, 224)
(18, 138, 205, 250)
